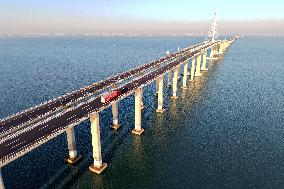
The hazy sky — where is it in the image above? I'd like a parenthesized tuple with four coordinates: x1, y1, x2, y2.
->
(1, 0, 284, 35)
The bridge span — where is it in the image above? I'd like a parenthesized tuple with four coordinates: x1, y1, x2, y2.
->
(0, 37, 236, 188)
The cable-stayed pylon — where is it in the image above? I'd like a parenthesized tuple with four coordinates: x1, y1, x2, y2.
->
(206, 12, 218, 43)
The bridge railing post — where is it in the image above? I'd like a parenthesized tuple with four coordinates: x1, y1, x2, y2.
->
(156, 75, 164, 113)
(132, 88, 144, 135)
(171, 66, 179, 99)
(65, 126, 81, 164)
(0, 168, 5, 189)
(89, 113, 107, 174)
(182, 60, 188, 90)
(195, 54, 202, 77)
(201, 50, 208, 71)
(111, 101, 120, 129)
(190, 57, 196, 82)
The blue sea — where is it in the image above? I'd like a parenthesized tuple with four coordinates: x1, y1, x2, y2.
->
(0, 36, 283, 189)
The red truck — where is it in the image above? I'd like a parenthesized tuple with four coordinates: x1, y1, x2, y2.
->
(101, 90, 121, 103)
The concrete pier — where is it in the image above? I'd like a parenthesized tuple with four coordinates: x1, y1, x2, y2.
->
(89, 113, 107, 174)
(210, 45, 216, 58)
(155, 79, 159, 95)
(0, 169, 4, 189)
(177, 65, 181, 80)
(171, 66, 179, 99)
(140, 87, 144, 109)
(210, 48, 214, 58)
(195, 54, 202, 77)
(156, 75, 165, 113)
(201, 51, 208, 71)
(182, 60, 188, 89)
(111, 101, 120, 129)
(65, 127, 81, 164)
(132, 88, 144, 135)
(190, 57, 196, 82)
(167, 71, 172, 86)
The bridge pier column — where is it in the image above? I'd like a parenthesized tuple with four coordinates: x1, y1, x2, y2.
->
(190, 57, 196, 82)
(182, 60, 188, 89)
(89, 113, 107, 174)
(0, 169, 5, 189)
(201, 51, 208, 71)
(210, 48, 213, 58)
(155, 79, 159, 95)
(210, 46, 215, 58)
(171, 66, 179, 99)
(65, 126, 81, 164)
(167, 71, 172, 86)
(156, 75, 164, 113)
(132, 88, 144, 135)
(111, 101, 120, 129)
(177, 65, 181, 80)
(140, 88, 144, 109)
(195, 54, 202, 77)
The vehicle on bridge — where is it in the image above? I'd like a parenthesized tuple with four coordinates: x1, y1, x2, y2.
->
(101, 87, 129, 103)
(101, 90, 121, 103)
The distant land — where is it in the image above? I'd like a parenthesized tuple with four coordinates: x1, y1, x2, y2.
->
(0, 32, 281, 38)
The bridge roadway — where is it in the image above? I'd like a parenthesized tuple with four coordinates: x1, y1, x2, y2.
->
(0, 41, 218, 166)
(0, 42, 207, 137)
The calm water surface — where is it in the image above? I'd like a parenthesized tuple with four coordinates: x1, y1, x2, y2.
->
(0, 36, 283, 189)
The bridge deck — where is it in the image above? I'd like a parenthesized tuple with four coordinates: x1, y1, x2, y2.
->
(0, 43, 205, 137)
(0, 41, 216, 166)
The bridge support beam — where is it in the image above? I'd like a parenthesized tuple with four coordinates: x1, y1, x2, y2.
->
(171, 66, 179, 99)
(132, 88, 144, 135)
(156, 75, 164, 113)
(182, 60, 188, 89)
(190, 57, 196, 82)
(65, 126, 81, 164)
(89, 113, 107, 174)
(201, 51, 208, 71)
(111, 101, 120, 129)
(195, 54, 202, 77)
(167, 71, 172, 86)
(0, 169, 5, 189)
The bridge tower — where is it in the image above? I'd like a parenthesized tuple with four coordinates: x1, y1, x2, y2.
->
(207, 13, 220, 59)
(208, 12, 218, 43)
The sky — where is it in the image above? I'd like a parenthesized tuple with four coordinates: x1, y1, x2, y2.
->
(1, 0, 284, 35)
